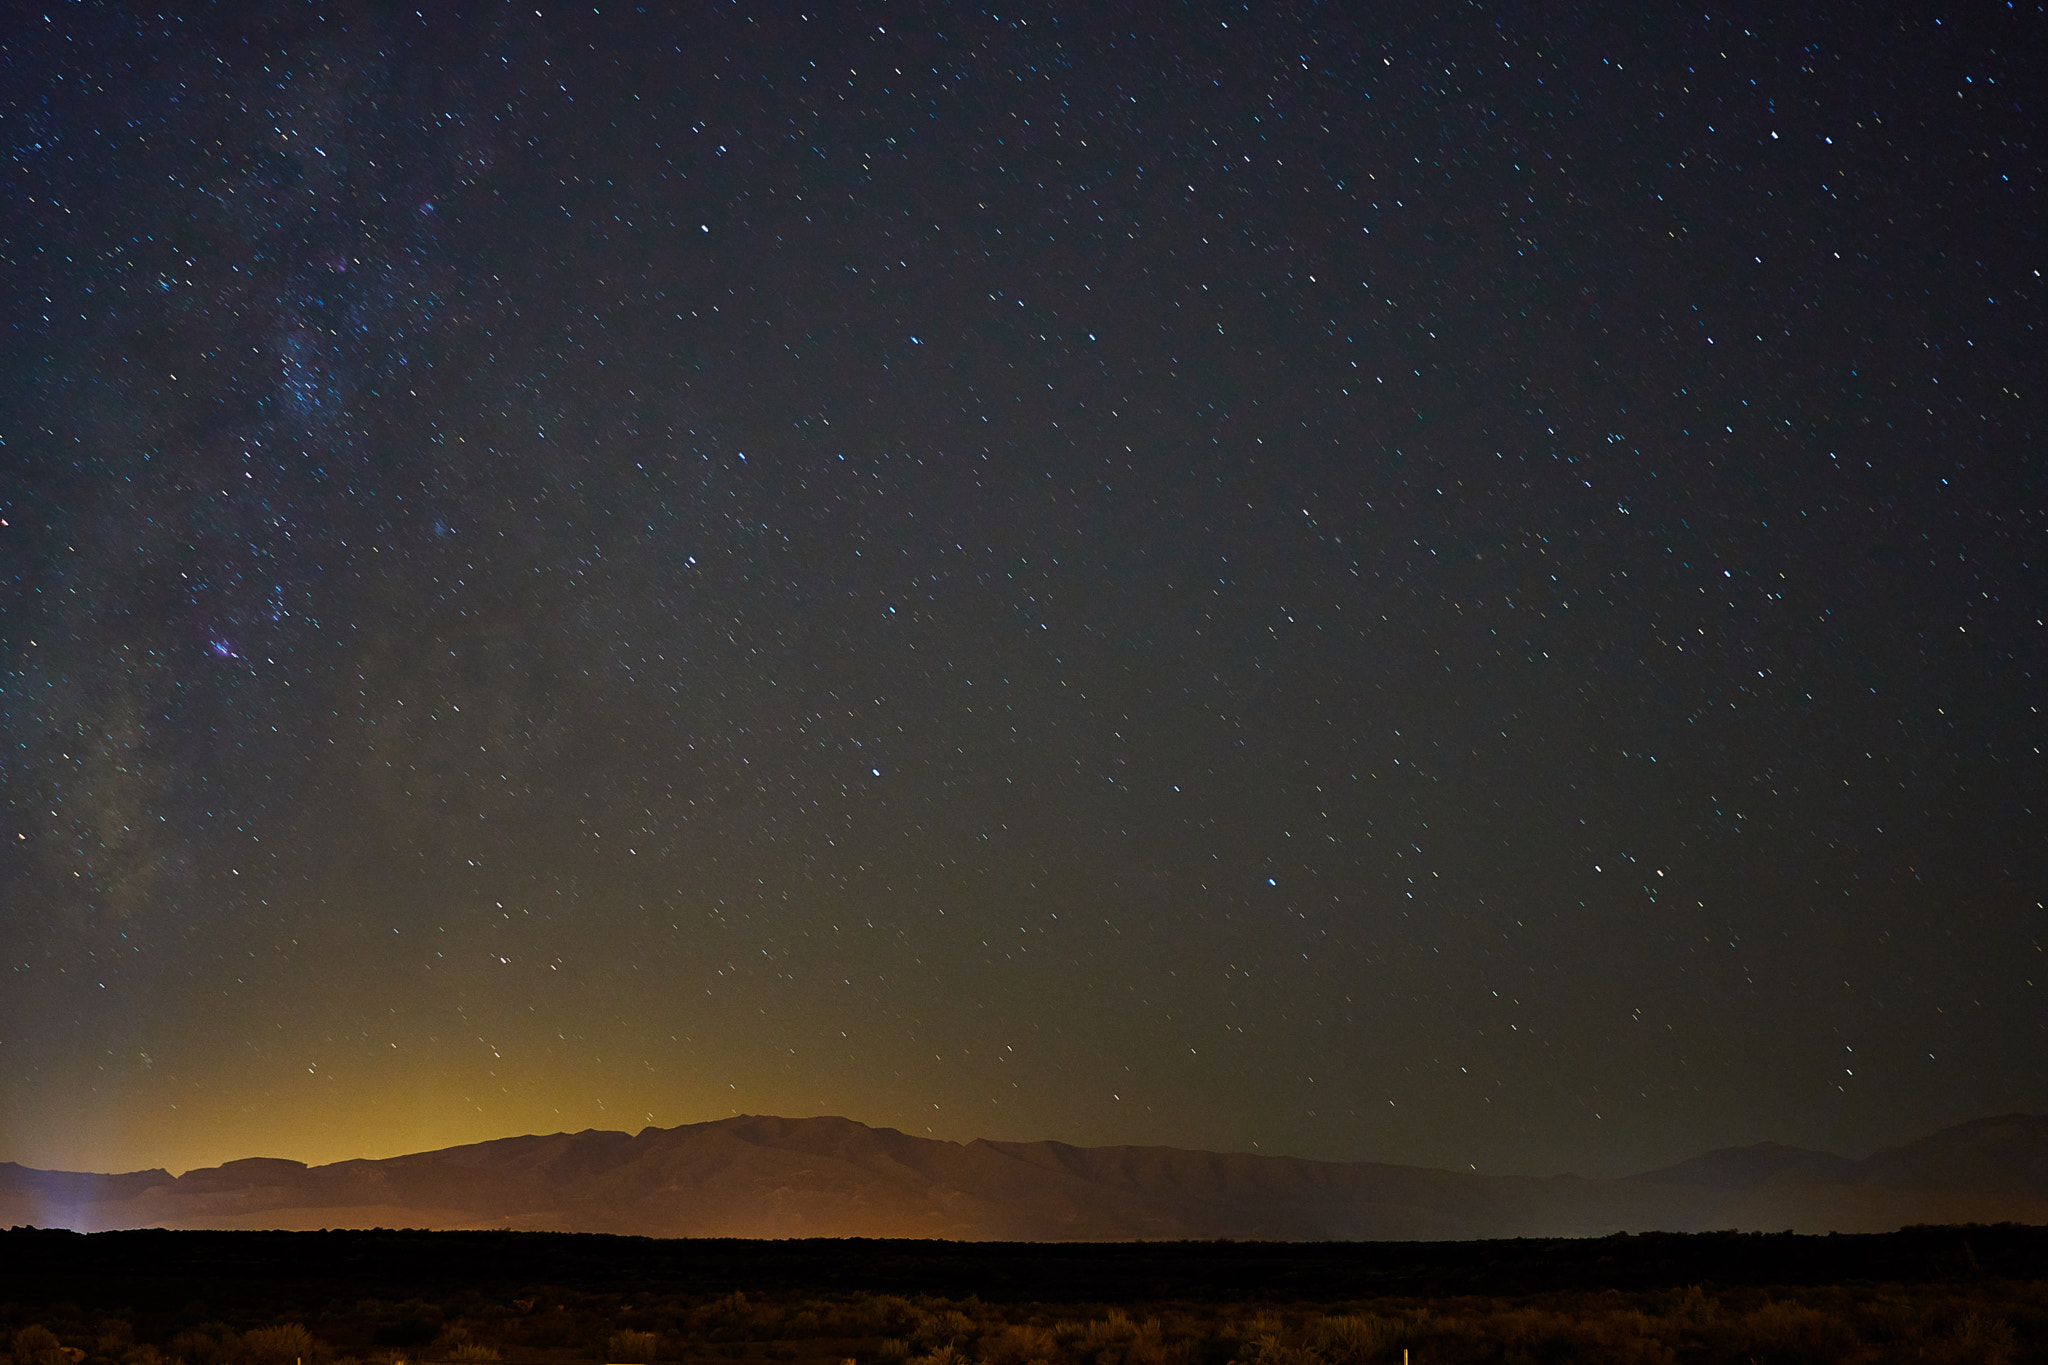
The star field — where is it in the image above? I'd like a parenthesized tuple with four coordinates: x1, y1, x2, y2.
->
(2, 2, 2042, 1180)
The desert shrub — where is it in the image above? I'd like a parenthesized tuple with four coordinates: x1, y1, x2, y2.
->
(1913, 1311, 2018, 1365)
(1661, 1283, 1721, 1326)
(605, 1333, 659, 1364)
(907, 1313, 976, 1355)
(1485, 1305, 1678, 1365)
(982, 1325, 1058, 1365)
(13, 1327, 72, 1365)
(1104, 1317, 1175, 1365)
(241, 1326, 315, 1365)
(1584, 1309, 1678, 1365)
(1396, 1308, 1486, 1363)
(425, 1329, 479, 1360)
(169, 1333, 227, 1365)
(1213, 1313, 1282, 1363)
(1718, 1300, 1860, 1365)
(369, 1323, 437, 1352)
(1304, 1316, 1398, 1365)
(514, 1307, 585, 1352)
(1847, 1291, 1929, 1350)
(13, 1281, 2044, 1365)
(93, 1323, 134, 1359)
(1240, 1333, 1316, 1365)
(838, 1299, 917, 1339)
(425, 1325, 497, 1365)
(1066, 1311, 1135, 1348)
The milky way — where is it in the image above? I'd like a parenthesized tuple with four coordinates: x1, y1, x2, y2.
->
(2, 3, 2041, 1179)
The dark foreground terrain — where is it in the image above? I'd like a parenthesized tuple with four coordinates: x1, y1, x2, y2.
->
(2, 1225, 2044, 1363)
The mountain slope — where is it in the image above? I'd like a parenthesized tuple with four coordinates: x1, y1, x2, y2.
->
(4, 1113, 2044, 1239)
(1629, 1142, 1861, 1191)
(1859, 1114, 2048, 1195)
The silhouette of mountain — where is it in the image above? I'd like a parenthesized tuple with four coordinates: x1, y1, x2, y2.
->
(1630, 1142, 1861, 1191)
(4, 1113, 2044, 1239)
(1858, 1113, 2048, 1195)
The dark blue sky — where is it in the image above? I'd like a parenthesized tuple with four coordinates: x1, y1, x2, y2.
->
(2, 1, 2040, 1179)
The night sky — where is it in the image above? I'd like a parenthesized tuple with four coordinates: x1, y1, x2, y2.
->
(3, 3, 2042, 1184)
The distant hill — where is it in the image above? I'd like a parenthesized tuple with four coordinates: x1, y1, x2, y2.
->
(5, 1113, 2045, 1240)
(1858, 1113, 2048, 1195)
(1629, 1141, 1862, 1191)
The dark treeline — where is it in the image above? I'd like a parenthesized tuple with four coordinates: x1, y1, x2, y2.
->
(2, 1226, 2043, 1364)
(9, 1226, 2048, 1303)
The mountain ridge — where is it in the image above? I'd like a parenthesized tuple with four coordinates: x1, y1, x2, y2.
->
(5, 1112, 2044, 1240)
